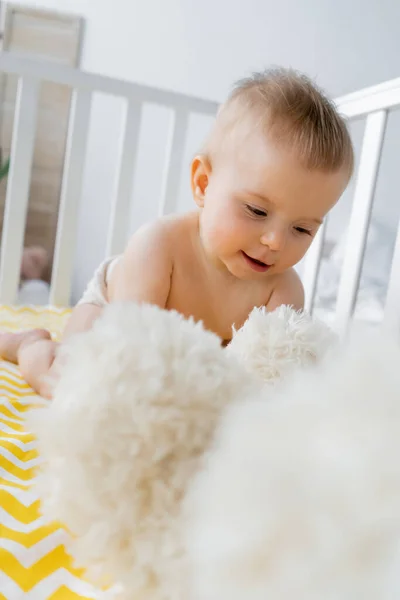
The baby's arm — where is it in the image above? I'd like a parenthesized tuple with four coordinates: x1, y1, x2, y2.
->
(0, 221, 173, 399)
(266, 268, 305, 312)
(108, 221, 173, 306)
(63, 222, 173, 339)
(0, 302, 103, 399)
(65, 220, 174, 340)
(63, 221, 173, 345)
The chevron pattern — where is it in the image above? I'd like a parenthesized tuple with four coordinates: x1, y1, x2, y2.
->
(0, 306, 111, 599)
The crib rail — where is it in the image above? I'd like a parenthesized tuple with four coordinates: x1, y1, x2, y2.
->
(0, 52, 218, 306)
(302, 76, 400, 337)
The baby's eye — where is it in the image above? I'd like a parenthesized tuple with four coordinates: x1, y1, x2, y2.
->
(295, 226, 312, 235)
(247, 205, 267, 217)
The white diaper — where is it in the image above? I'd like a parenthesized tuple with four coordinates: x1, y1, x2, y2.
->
(77, 256, 121, 307)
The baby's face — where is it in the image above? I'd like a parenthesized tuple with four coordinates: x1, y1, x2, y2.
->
(198, 134, 349, 280)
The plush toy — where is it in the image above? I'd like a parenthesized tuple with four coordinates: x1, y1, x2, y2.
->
(226, 304, 335, 383)
(186, 330, 400, 600)
(29, 303, 400, 599)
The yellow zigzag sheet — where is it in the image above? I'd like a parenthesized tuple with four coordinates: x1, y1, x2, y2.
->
(0, 305, 111, 599)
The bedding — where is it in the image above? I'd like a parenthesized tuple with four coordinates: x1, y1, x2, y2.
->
(0, 305, 107, 599)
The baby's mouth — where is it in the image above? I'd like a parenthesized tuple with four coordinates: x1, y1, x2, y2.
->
(241, 251, 271, 272)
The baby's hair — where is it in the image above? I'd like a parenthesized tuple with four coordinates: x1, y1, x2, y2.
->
(205, 67, 354, 176)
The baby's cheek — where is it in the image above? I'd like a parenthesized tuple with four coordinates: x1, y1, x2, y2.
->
(208, 222, 229, 251)
(214, 217, 243, 249)
(204, 200, 246, 251)
(285, 239, 312, 267)
(299, 236, 314, 257)
(201, 214, 228, 252)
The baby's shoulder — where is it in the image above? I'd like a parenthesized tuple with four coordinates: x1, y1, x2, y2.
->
(139, 212, 194, 242)
(125, 213, 186, 249)
(151, 212, 198, 257)
(265, 268, 305, 312)
(123, 212, 197, 270)
(159, 211, 197, 235)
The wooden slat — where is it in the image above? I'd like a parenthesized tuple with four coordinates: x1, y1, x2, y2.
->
(106, 100, 142, 256)
(302, 220, 327, 313)
(383, 222, 400, 336)
(159, 109, 189, 216)
(0, 76, 40, 304)
(50, 89, 92, 306)
(334, 110, 387, 336)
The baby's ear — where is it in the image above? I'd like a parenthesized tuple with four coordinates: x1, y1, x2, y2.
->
(191, 154, 211, 207)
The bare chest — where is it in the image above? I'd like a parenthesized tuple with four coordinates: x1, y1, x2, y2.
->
(167, 263, 273, 342)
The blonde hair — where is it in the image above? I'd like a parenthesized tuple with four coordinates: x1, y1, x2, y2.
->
(205, 68, 354, 175)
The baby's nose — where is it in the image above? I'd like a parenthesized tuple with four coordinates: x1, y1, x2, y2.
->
(260, 228, 285, 252)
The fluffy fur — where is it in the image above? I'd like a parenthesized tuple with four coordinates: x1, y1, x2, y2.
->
(227, 305, 336, 383)
(32, 302, 396, 599)
(185, 332, 400, 600)
(29, 303, 255, 599)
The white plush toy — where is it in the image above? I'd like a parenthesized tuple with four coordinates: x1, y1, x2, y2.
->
(226, 304, 336, 383)
(29, 303, 400, 599)
(186, 331, 400, 600)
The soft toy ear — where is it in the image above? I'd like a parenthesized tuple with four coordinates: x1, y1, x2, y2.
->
(226, 305, 337, 384)
(28, 302, 253, 600)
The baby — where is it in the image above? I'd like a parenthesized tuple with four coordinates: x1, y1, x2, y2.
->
(0, 68, 353, 398)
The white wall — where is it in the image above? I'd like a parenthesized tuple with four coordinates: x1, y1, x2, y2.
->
(7, 0, 400, 302)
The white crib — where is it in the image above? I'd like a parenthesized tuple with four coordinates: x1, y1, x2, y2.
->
(0, 51, 399, 338)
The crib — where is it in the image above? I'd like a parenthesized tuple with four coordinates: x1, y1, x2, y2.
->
(0, 52, 400, 333)
(0, 51, 399, 598)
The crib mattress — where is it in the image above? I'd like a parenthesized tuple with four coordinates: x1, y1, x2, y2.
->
(0, 305, 105, 599)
